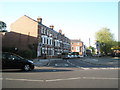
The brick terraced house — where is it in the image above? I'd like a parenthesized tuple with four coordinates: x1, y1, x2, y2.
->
(2, 15, 71, 58)
(71, 39, 85, 56)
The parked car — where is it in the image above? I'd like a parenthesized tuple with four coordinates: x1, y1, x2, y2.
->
(62, 54, 71, 59)
(71, 55, 80, 58)
(62, 53, 72, 59)
(2, 52, 34, 71)
(112, 49, 120, 57)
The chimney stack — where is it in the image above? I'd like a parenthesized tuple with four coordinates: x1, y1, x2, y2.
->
(49, 25, 54, 29)
(37, 17, 42, 23)
(59, 29, 62, 34)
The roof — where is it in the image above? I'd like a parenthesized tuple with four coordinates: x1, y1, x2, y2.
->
(24, 15, 58, 34)
(71, 39, 83, 43)
(24, 15, 38, 22)
(19, 15, 70, 40)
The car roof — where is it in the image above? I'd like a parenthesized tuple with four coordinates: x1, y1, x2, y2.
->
(2, 52, 20, 57)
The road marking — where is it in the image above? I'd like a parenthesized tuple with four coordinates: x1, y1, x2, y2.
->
(66, 60, 77, 67)
(82, 77, 119, 80)
(79, 67, 120, 70)
(46, 77, 82, 82)
(3, 77, 120, 82)
(5, 78, 44, 82)
(46, 77, 119, 82)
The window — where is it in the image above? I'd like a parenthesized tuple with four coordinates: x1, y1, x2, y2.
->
(10, 55, 21, 60)
(76, 46, 80, 52)
(41, 27, 44, 33)
(58, 41, 60, 47)
(41, 37, 42, 43)
(55, 40, 57, 46)
(44, 36, 46, 44)
(42, 35, 48, 44)
(48, 38, 50, 45)
(42, 48, 45, 54)
(43, 28, 46, 34)
(45, 36, 48, 44)
(42, 36, 44, 44)
(50, 38, 53, 45)
(47, 30, 49, 35)
(72, 47, 74, 50)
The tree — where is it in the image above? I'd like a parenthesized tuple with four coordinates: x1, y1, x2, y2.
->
(111, 41, 120, 49)
(95, 27, 115, 55)
(0, 21, 7, 32)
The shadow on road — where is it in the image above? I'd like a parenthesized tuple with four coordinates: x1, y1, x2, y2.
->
(2, 68, 73, 73)
(32, 69, 73, 72)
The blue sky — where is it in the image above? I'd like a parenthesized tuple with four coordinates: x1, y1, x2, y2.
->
(0, 0, 118, 47)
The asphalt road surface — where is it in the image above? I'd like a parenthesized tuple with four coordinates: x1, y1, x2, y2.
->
(2, 67, 119, 88)
(2, 57, 119, 88)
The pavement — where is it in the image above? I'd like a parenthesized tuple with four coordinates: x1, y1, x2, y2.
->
(81, 56, 119, 67)
(33, 56, 119, 67)
(33, 58, 62, 67)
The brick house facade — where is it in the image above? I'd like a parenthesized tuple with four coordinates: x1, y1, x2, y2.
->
(2, 15, 71, 58)
(71, 39, 84, 56)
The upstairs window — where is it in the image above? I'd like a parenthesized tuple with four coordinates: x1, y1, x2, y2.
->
(41, 27, 44, 34)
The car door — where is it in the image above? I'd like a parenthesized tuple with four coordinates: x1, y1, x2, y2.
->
(8, 55, 24, 69)
(2, 53, 15, 69)
(2, 53, 8, 69)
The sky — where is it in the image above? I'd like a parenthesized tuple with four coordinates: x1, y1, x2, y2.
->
(0, 0, 118, 47)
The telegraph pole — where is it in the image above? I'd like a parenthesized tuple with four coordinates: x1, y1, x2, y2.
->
(89, 38, 91, 47)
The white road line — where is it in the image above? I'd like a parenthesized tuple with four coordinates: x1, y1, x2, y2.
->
(66, 60, 119, 70)
(46, 77, 82, 82)
(78, 67, 120, 70)
(66, 60, 77, 67)
(3, 77, 120, 82)
(46, 77, 119, 82)
(5, 78, 44, 82)
(82, 77, 119, 80)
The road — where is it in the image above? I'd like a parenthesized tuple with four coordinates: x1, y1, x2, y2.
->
(2, 67, 119, 88)
(2, 57, 119, 88)
(47, 57, 119, 68)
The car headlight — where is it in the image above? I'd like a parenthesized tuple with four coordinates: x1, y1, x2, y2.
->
(28, 60, 34, 64)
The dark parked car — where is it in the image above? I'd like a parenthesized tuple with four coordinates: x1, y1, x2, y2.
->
(2, 52, 34, 71)
(61, 53, 72, 59)
(112, 49, 120, 57)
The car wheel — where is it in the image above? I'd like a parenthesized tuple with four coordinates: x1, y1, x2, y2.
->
(23, 64, 31, 71)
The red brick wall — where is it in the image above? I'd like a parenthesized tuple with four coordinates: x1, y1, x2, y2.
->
(71, 42, 83, 55)
(2, 32, 37, 50)
(3, 15, 38, 50)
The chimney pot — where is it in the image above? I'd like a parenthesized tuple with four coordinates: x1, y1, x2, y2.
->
(49, 25, 54, 29)
(59, 29, 62, 34)
(37, 17, 42, 23)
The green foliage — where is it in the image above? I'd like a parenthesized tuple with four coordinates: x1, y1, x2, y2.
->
(18, 50, 33, 59)
(95, 28, 114, 42)
(28, 44, 37, 58)
(95, 27, 115, 54)
(111, 41, 120, 49)
(2, 46, 37, 59)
